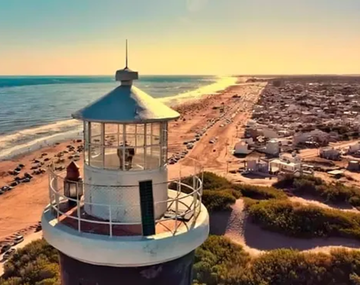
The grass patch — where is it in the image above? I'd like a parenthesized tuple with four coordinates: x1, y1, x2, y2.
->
(246, 199, 360, 239)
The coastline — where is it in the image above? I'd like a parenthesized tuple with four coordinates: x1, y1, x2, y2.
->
(0, 76, 238, 161)
(0, 78, 261, 243)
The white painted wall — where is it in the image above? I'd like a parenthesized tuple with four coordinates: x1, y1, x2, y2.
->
(83, 164, 168, 222)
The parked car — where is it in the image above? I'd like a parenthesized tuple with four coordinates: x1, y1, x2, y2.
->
(1, 244, 11, 254)
(3, 248, 16, 260)
(35, 224, 42, 232)
(13, 235, 24, 245)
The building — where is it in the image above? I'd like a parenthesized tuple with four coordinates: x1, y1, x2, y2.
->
(270, 153, 302, 173)
(41, 49, 209, 284)
(349, 142, 360, 154)
(264, 139, 280, 156)
(245, 159, 269, 173)
(319, 147, 341, 160)
(234, 141, 253, 155)
(348, 161, 360, 172)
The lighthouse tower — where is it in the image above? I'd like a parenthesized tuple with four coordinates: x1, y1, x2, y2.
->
(41, 45, 209, 285)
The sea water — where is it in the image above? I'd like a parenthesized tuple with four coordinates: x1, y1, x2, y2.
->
(0, 75, 237, 160)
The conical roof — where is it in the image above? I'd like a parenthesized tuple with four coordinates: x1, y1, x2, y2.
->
(72, 84, 180, 123)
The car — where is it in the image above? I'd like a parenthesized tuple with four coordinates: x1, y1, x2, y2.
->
(1, 244, 11, 254)
(186, 143, 194, 150)
(35, 224, 42, 232)
(3, 248, 16, 260)
(13, 235, 24, 245)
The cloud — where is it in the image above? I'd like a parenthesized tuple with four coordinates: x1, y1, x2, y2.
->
(186, 0, 208, 12)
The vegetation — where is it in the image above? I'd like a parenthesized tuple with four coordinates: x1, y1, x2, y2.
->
(3, 236, 360, 285)
(171, 172, 289, 212)
(0, 239, 60, 285)
(202, 189, 241, 212)
(246, 199, 360, 239)
(234, 184, 287, 200)
(274, 174, 360, 207)
(193, 236, 360, 285)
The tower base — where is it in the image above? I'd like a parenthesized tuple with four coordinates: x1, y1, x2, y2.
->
(59, 251, 195, 285)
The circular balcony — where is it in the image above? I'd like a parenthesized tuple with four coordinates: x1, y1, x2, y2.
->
(46, 160, 204, 237)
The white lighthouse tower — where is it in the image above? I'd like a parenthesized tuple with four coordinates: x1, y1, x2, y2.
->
(41, 44, 209, 285)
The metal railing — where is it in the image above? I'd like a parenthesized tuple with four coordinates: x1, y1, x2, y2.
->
(47, 159, 203, 237)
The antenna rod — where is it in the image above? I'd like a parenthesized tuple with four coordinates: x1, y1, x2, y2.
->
(126, 39, 128, 68)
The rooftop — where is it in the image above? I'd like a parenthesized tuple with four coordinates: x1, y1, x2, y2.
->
(72, 85, 180, 123)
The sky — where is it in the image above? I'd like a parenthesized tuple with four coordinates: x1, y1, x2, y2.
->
(0, 0, 360, 75)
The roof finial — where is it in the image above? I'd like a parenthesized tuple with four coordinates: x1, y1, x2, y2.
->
(125, 39, 128, 68)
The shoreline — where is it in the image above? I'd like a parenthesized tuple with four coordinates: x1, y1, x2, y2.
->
(0, 80, 262, 245)
(0, 76, 240, 162)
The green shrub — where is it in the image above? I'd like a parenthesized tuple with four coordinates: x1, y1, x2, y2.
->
(2, 239, 60, 284)
(234, 184, 287, 200)
(274, 174, 360, 207)
(247, 199, 360, 239)
(169, 172, 232, 193)
(202, 189, 238, 212)
(193, 236, 360, 285)
(193, 236, 250, 285)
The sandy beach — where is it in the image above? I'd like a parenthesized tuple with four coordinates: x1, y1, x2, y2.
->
(0, 80, 265, 245)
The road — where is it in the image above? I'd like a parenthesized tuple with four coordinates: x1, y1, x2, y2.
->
(0, 231, 43, 276)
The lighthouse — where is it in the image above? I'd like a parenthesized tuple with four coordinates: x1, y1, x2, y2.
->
(41, 44, 209, 285)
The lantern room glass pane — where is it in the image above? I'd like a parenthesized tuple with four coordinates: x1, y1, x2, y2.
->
(146, 146, 160, 169)
(104, 124, 119, 146)
(104, 147, 120, 169)
(151, 123, 161, 145)
(90, 122, 102, 145)
(127, 146, 144, 170)
(90, 144, 103, 167)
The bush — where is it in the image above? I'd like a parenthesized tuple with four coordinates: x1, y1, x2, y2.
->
(202, 189, 239, 212)
(247, 199, 360, 239)
(2, 239, 60, 284)
(234, 184, 287, 200)
(274, 174, 360, 207)
(169, 172, 232, 193)
(193, 236, 360, 285)
(193, 236, 250, 285)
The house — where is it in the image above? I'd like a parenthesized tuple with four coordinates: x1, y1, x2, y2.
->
(264, 139, 280, 156)
(319, 147, 341, 160)
(245, 159, 269, 173)
(269, 153, 302, 174)
(347, 161, 360, 172)
(234, 142, 253, 155)
(349, 142, 360, 154)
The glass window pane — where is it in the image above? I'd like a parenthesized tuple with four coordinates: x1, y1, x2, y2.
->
(146, 146, 160, 169)
(90, 122, 102, 145)
(128, 146, 144, 171)
(104, 147, 120, 169)
(145, 124, 151, 146)
(104, 124, 119, 147)
(90, 145, 103, 167)
(151, 123, 160, 145)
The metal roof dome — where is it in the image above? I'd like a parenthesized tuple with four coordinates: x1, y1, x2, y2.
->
(72, 85, 180, 123)
(72, 41, 180, 123)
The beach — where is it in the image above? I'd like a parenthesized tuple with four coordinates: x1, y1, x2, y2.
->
(0, 79, 265, 245)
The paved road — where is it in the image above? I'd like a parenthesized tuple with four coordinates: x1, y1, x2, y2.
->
(0, 231, 43, 277)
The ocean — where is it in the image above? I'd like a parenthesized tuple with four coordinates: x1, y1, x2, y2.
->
(0, 75, 237, 160)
